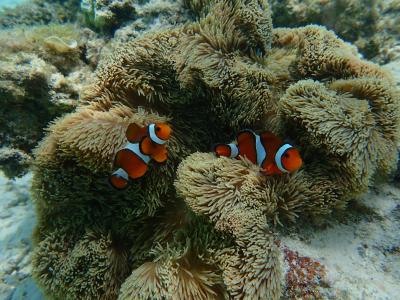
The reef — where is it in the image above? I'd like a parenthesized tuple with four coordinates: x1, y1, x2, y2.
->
(269, 0, 400, 63)
(30, 0, 400, 299)
(0, 24, 105, 177)
(0, 0, 191, 178)
(81, 0, 136, 33)
(0, 0, 81, 28)
(112, 0, 191, 42)
(79, 0, 192, 36)
(1, 0, 190, 38)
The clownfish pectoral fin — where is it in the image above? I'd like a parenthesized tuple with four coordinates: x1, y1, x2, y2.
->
(109, 168, 129, 190)
(261, 164, 274, 176)
(261, 163, 281, 176)
(139, 136, 154, 156)
(126, 123, 143, 143)
(214, 143, 231, 158)
(152, 149, 168, 163)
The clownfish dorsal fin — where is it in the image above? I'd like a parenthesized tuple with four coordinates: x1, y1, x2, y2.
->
(260, 131, 276, 139)
(126, 123, 144, 143)
(260, 131, 280, 144)
(236, 129, 256, 144)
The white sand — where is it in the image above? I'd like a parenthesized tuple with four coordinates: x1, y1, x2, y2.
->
(0, 172, 45, 300)
(282, 184, 400, 299)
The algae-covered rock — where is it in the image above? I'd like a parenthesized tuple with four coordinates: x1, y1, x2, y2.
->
(0, 53, 69, 158)
(0, 24, 84, 72)
(269, 0, 400, 63)
(30, 0, 400, 299)
(112, 0, 191, 42)
(81, 0, 191, 37)
(81, 0, 136, 33)
(0, 0, 81, 28)
(0, 148, 32, 178)
(0, 24, 104, 177)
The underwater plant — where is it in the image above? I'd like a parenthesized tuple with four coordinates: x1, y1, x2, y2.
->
(31, 0, 400, 299)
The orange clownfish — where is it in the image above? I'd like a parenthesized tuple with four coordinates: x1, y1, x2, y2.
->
(109, 123, 172, 190)
(214, 129, 302, 175)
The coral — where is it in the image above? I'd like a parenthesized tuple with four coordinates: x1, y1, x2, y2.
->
(0, 0, 81, 28)
(0, 24, 84, 72)
(175, 153, 283, 299)
(82, 0, 191, 40)
(283, 247, 328, 299)
(31, 0, 400, 299)
(0, 24, 104, 177)
(81, 0, 136, 33)
(32, 229, 130, 300)
(176, 0, 274, 130)
(0, 147, 32, 178)
(182, 0, 212, 17)
(269, 0, 400, 63)
(0, 52, 70, 164)
(118, 244, 227, 300)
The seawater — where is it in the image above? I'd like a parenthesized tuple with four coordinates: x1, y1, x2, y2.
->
(0, 0, 26, 9)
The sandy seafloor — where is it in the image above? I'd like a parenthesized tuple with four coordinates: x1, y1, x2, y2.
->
(0, 173, 44, 300)
(0, 18, 399, 300)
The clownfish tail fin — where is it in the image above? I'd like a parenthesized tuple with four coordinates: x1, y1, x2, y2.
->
(214, 143, 239, 158)
(109, 168, 129, 190)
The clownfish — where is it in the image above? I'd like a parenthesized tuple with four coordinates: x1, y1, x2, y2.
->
(214, 129, 302, 175)
(109, 123, 172, 190)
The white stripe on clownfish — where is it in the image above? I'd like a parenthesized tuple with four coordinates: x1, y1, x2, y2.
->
(275, 143, 293, 173)
(148, 123, 166, 145)
(228, 143, 239, 158)
(124, 142, 151, 164)
(255, 132, 267, 167)
(112, 167, 129, 181)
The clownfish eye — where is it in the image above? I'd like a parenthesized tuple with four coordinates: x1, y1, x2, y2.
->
(283, 153, 289, 158)
(156, 126, 161, 132)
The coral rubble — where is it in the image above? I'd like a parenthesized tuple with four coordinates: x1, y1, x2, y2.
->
(30, 0, 400, 299)
(283, 247, 327, 299)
